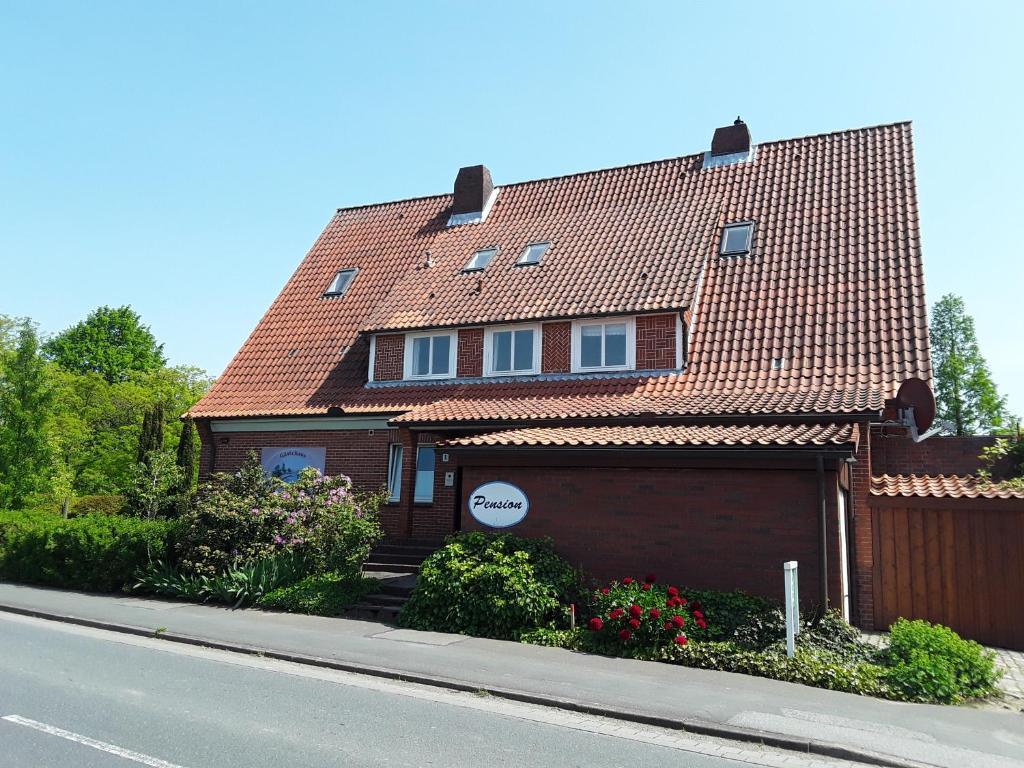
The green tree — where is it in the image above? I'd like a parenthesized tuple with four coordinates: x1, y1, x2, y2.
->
(126, 450, 183, 519)
(175, 416, 197, 494)
(0, 321, 54, 508)
(43, 305, 166, 383)
(930, 294, 1007, 436)
(137, 403, 165, 465)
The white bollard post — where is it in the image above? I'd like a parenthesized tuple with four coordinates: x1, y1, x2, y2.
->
(784, 561, 799, 658)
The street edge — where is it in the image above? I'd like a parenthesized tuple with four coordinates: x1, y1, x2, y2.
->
(0, 602, 929, 768)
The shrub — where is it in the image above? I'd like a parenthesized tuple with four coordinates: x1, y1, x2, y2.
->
(519, 627, 582, 649)
(258, 573, 378, 616)
(177, 452, 383, 578)
(677, 588, 778, 643)
(399, 532, 582, 640)
(0, 511, 180, 591)
(71, 495, 127, 517)
(582, 575, 702, 653)
(883, 618, 999, 703)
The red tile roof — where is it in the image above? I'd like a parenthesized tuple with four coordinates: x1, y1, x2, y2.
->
(190, 121, 930, 422)
(442, 422, 858, 448)
(871, 474, 1024, 499)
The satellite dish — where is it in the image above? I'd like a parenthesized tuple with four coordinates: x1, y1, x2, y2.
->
(895, 377, 936, 433)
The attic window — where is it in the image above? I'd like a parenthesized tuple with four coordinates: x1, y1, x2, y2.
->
(324, 268, 358, 297)
(463, 247, 498, 272)
(772, 357, 787, 370)
(720, 223, 753, 256)
(516, 241, 550, 266)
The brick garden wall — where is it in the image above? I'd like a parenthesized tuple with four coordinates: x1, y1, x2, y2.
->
(459, 462, 843, 609)
(871, 426, 996, 476)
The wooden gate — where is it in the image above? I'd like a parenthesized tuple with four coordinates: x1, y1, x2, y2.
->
(871, 495, 1024, 650)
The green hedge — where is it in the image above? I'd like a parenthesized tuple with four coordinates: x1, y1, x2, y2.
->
(258, 573, 377, 616)
(0, 511, 180, 592)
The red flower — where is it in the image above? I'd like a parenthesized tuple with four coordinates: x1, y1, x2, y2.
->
(588, 617, 604, 631)
(671, 614, 686, 628)
(693, 610, 705, 620)
(619, 629, 632, 640)
(642, 583, 652, 591)
(674, 635, 688, 645)
(649, 607, 661, 619)
(622, 577, 634, 585)
(644, 573, 657, 584)
(667, 596, 683, 607)
(696, 618, 707, 630)
(628, 618, 641, 629)
(609, 608, 625, 620)
(600, 587, 610, 595)
(678, 597, 688, 606)
(663, 621, 673, 631)
(667, 586, 679, 597)
(628, 604, 644, 618)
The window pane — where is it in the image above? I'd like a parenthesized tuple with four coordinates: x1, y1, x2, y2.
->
(387, 445, 403, 502)
(513, 329, 534, 370)
(580, 325, 602, 367)
(723, 224, 751, 254)
(493, 330, 512, 372)
(326, 269, 356, 296)
(465, 248, 497, 271)
(431, 335, 450, 375)
(414, 446, 435, 502)
(518, 242, 549, 265)
(413, 337, 430, 376)
(604, 323, 627, 366)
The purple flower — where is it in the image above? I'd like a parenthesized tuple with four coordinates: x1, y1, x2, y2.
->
(273, 535, 284, 545)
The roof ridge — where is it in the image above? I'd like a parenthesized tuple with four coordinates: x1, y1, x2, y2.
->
(332, 120, 913, 214)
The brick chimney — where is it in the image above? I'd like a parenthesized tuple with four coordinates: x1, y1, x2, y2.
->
(711, 117, 751, 156)
(452, 165, 493, 215)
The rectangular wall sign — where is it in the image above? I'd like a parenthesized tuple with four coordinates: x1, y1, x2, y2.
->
(260, 447, 326, 482)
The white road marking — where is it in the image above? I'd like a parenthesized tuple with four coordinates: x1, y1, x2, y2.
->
(0, 612, 859, 768)
(1, 714, 188, 768)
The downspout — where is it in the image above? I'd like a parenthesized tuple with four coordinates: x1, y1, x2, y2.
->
(816, 454, 829, 616)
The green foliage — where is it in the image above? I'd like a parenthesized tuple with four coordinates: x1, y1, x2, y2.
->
(174, 417, 197, 495)
(0, 510, 180, 591)
(177, 452, 383, 578)
(677, 588, 778, 643)
(137, 404, 165, 464)
(930, 294, 1008, 436)
(399, 532, 582, 640)
(882, 619, 999, 703)
(134, 551, 308, 608)
(258, 573, 378, 616)
(978, 436, 1024, 491)
(43, 305, 166, 384)
(0, 320, 55, 508)
(71, 494, 127, 516)
(519, 627, 582, 649)
(582, 577, 703, 653)
(125, 451, 184, 519)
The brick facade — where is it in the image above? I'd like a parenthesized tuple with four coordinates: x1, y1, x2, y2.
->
(871, 427, 996, 476)
(541, 321, 571, 373)
(460, 461, 843, 609)
(373, 334, 405, 381)
(457, 328, 484, 378)
(635, 313, 677, 370)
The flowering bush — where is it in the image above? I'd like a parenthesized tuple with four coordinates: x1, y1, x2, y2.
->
(176, 451, 383, 578)
(583, 574, 705, 654)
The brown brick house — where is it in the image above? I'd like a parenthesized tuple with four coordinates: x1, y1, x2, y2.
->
(189, 118, 941, 629)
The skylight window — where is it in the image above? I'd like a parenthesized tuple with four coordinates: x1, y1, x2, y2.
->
(463, 247, 498, 272)
(324, 268, 358, 297)
(720, 223, 753, 256)
(516, 242, 550, 266)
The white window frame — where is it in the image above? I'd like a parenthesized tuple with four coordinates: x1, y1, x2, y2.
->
(414, 444, 435, 503)
(387, 443, 403, 503)
(483, 323, 541, 377)
(403, 331, 457, 380)
(720, 222, 754, 256)
(516, 241, 551, 266)
(571, 317, 636, 373)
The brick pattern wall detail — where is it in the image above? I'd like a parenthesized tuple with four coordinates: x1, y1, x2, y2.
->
(635, 314, 677, 370)
(460, 464, 843, 609)
(871, 427, 997, 476)
(373, 334, 405, 381)
(541, 322, 571, 373)
(457, 329, 484, 378)
(851, 424, 874, 628)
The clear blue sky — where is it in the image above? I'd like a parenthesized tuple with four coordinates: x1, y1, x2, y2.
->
(2, 2, 1021, 416)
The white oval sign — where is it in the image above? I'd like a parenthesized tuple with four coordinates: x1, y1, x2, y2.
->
(467, 481, 529, 528)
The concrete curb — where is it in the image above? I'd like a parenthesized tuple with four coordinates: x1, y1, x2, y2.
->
(0, 602, 930, 768)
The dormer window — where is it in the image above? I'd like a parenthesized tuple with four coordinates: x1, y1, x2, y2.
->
(571, 318, 635, 373)
(324, 268, 357, 297)
(463, 247, 498, 272)
(720, 223, 753, 256)
(516, 242, 550, 266)
(404, 331, 456, 379)
(484, 324, 540, 376)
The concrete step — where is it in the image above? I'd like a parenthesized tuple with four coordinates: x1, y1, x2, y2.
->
(364, 562, 419, 575)
(366, 552, 427, 566)
(345, 603, 402, 622)
(373, 543, 437, 558)
(362, 593, 407, 606)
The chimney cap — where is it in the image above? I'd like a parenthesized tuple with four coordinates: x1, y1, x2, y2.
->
(711, 118, 751, 157)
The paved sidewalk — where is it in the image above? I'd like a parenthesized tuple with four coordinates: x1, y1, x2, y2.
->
(1, 583, 1022, 768)
(862, 632, 1024, 712)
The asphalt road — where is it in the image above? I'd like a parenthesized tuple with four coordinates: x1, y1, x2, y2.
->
(0, 613, 856, 768)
